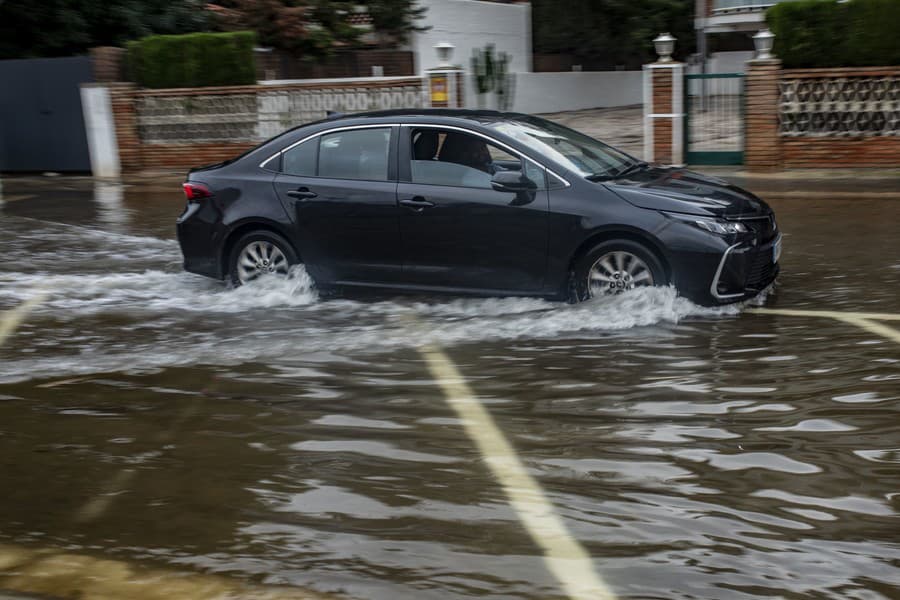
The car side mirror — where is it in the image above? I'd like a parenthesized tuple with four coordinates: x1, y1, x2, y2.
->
(491, 170, 537, 193)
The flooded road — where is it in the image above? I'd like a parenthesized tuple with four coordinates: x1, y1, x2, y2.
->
(1, 178, 899, 599)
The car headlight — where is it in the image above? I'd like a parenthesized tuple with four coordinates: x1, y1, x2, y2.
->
(666, 212, 748, 235)
(693, 218, 748, 235)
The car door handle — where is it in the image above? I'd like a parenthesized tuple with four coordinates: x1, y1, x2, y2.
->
(400, 197, 435, 211)
(287, 187, 317, 199)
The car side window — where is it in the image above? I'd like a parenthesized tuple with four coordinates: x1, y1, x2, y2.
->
(282, 138, 317, 177)
(318, 127, 391, 181)
(410, 129, 544, 190)
(523, 160, 547, 190)
(280, 127, 392, 180)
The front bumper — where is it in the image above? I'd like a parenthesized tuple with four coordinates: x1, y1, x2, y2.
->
(710, 233, 782, 302)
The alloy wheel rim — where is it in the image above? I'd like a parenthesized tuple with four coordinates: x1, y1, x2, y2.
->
(588, 250, 654, 297)
(237, 241, 289, 284)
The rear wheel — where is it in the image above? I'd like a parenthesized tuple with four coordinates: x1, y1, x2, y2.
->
(228, 231, 299, 286)
(572, 239, 666, 301)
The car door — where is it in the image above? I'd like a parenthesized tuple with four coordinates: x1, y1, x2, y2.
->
(271, 125, 401, 285)
(397, 125, 549, 293)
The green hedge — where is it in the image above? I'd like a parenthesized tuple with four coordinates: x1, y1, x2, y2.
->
(127, 31, 257, 88)
(767, 0, 900, 68)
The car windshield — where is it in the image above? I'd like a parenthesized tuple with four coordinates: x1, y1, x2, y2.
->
(487, 116, 636, 179)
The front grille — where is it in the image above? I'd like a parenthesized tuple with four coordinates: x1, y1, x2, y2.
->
(745, 249, 776, 290)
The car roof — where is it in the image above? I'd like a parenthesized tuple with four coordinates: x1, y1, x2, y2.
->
(325, 108, 534, 125)
(230, 108, 560, 175)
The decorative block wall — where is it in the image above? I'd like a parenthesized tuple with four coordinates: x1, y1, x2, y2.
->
(106, 78, 426, 172)
(746, 63, 899, 170)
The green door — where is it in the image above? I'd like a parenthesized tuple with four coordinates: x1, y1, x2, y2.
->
(684, 73, 745, 166)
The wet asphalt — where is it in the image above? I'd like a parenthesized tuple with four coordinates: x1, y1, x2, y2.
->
(0, 175, 898, 600)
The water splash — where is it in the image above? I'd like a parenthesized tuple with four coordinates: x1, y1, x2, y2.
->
(0, 217, 753, 383)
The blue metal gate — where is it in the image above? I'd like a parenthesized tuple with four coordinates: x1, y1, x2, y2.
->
(0, 56, 94, 172)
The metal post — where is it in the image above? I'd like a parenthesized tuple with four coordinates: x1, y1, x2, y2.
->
(672, 64, 684, 166)
(643, 65, 653, 162)
(698, 28, 709, 111)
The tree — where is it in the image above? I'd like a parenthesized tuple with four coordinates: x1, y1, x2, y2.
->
(0, 0, 427, 60)
(210, 0, 365, 56)
(211, 0, 427, 55)
(359, 0, 428, 47)
(531, 0, 694, 69)
(0, 0, 208, 59)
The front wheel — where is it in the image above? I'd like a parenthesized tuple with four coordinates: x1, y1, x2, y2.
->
(228, 231, 299, 286)
(572, 239, 666, 301)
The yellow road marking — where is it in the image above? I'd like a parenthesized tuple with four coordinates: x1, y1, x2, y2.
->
(419, 343, 617, 600)
(0, 543, 335, 599)
(73, 469, 138, 523)
(37, 376, 91, 388)
(0, 194, 35, 203)
(74, 399, 203, 524)
(750, 307, 900, 344)
(749, 307, 900, 321)
(838, 316, 900, 345)
(0, 291, 47, 348)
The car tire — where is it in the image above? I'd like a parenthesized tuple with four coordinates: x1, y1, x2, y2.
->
(571, 239, 667, 302)
(228, 230, 299, 287)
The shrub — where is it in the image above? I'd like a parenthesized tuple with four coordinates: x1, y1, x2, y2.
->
(767, 0, 900, 68)
(128, 31, 256, 88)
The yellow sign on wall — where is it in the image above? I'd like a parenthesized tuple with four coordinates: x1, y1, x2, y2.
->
(430, 75, 448, 104)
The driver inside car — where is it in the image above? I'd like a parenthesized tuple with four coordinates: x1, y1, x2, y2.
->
(439, 133, 495, 174)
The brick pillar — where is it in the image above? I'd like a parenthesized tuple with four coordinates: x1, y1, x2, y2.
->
(107, 83, 142, 172)
(89, 47, 126, 83)
(643, 62, 684, 165)
(745, 58, 782, 172)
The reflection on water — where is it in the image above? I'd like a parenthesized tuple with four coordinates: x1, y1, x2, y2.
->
(0, 183, 898, 599)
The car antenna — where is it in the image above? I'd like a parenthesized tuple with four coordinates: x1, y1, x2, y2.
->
(326, 111, 345, 119)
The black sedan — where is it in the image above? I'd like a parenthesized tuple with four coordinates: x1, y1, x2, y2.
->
(177, 109, 780, 305)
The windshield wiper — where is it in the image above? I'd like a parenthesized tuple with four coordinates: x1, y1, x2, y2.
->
(613, 160, 649, 179)
(585, 161, 649, 182)
(585, 172, 614, 182)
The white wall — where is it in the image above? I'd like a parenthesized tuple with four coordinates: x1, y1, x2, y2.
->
(510, 71, 643, 114)
(410, 1, 644, 113)
(688, 51, 755, 74)
(708, 51, 754, 74)
(80, 85, 121, 179)
(412, 0, 532, 76)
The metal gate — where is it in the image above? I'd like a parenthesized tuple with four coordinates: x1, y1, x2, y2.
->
(684, 73, 744, 165)
(0, 56, 94, 172)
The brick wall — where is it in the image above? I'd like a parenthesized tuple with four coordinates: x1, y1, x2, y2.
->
(746, 63, 899, 170)
(107, 78, 425, 172)
(108, 84, 141, 172)
(651, 67, 674, 164)
(89, 47, 125, 83)
(779, 66, 899, 168)
(138, 143, 257, 170)
(744, 59, 782, 172)
(782, 137, 900, 168)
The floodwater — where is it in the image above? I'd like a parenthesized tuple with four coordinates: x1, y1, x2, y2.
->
(1, 179, 899, 599)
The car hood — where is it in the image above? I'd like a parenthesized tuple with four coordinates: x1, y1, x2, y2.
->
(605, 166, 771, 219)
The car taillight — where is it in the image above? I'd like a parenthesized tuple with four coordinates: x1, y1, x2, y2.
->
(183, 182, 212, 202)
